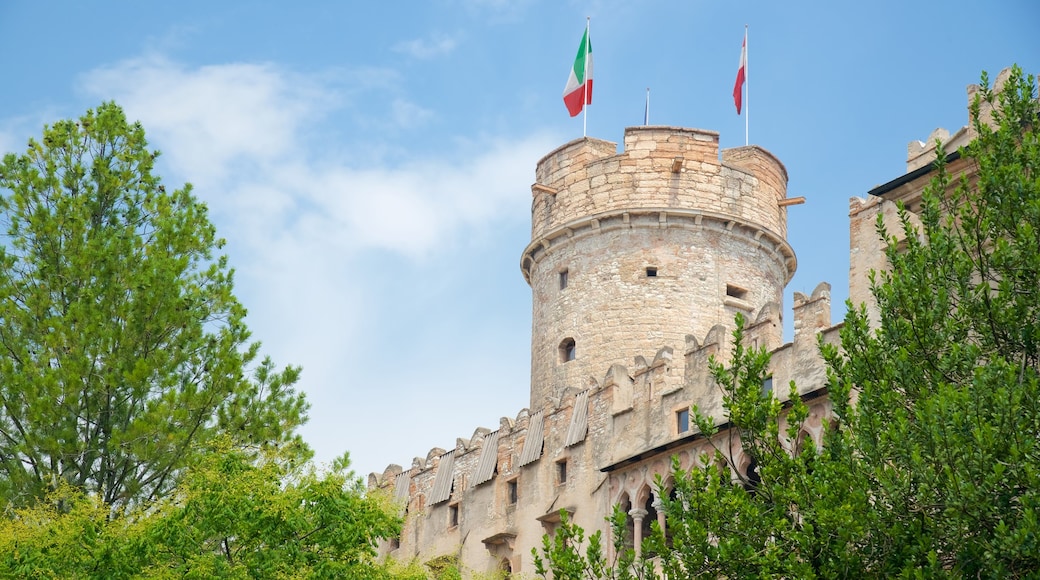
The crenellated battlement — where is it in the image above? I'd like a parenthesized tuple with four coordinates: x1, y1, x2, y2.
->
(370, 284, 834, 516)
(530, 126, 791, 243)
(906, 66, 1020, 172)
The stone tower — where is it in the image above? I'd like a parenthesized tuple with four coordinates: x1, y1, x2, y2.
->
(521, 126, 796, 409)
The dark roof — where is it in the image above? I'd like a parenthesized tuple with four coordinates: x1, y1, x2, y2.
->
(867, 150, 961, 199)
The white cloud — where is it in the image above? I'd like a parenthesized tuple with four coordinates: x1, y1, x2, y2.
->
(0, 112, 61, 157)
(76, 54, 557, 470)
(80, 55, 335, 185)
(80, 54, 556, 257)
(393, 34, 459, 60)
(390, 98, 434, 128)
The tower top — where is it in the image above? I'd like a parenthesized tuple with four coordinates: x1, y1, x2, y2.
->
(524, 126, 793, 283)
(530, 127, 788, 239)
(522, 126, 796, 409)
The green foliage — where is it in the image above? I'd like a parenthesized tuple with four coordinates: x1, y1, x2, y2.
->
(825, 64, 1040, 577)
(425, 554, 463, 580)
(534, 66, 1040, 579)
(534, 508, 661, 580)
(533, 510, 608, 580)
(0, 102, 308, 508)
(0, 442, 410, 579)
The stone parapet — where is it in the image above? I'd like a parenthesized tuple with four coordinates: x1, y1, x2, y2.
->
(531, 126, 790, 242)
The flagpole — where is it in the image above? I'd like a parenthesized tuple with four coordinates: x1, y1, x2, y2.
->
(644, 87, 650, 125)
(582, 17, 590, 137)
(744, 24, 749, 146)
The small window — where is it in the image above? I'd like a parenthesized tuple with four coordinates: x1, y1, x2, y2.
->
(559, 269, 569, 290)
(745, 458, 761, 492)
(646, 267, 658, 277)
(676, 408, 690, 433)
(726, 284, 747, 300)
(389, 537, 400, 551)
(559, 338, 576, 362)
(761, 376, 773, 397)
(507, 479, 518, 505)
(448, 504, 459, 528)
(556, 460, 568, 485)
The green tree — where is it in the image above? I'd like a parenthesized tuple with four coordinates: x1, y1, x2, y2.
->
(535, 66, 1040, 579)
(0, 103, 308, 508)
(825, 64, 1040, 576)
(0, 443, 421, 579)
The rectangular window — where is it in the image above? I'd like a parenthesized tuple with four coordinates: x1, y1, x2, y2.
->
(761, 375, 773, 397)
(676, 408, 690, 433)
(726, 284, 748, 300)
(507, 479, 518, 505)
(646, 267, 658, 277)
(559, 269, 569, 290)
(448, 504, 459, 528)
(556, 460, 568, 485)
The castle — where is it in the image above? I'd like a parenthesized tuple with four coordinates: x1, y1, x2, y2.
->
(370, 69, 1015, 578)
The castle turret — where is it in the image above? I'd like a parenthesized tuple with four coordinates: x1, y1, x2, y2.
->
(521, 126, 796, 408)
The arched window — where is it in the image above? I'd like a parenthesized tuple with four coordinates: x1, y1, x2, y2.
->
(618, 493, 634, 550)
(642, 494, 658, 556)
(795, 429, 812, 456)
(559, 338, 576, 362)
(744, 457, 761, 493)
(665, 486, 679, 547)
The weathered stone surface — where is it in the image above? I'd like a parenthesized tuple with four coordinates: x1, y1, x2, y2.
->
(369, 71, 1007, 574)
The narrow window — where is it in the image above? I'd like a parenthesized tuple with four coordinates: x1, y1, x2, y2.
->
(676, 408, 690, 433)
(389, 537, 400, 551)
(559, 338, 576, 362)
(643, 495, 659, 557)
(665, 487, 679, 547)
(646, 266, 658, 277)
(507, 479, 518, 505)
(559, 269, 569, 290)
(618, 495, 634, 550)
(726, 284, 747, 300)
(745, 458, 761, 492)
(761, 375, 773, 397)
(448, 504, 459, 528)
(556, 460, 568, 485)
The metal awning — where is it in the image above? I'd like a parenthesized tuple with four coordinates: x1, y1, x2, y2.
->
(564, 390, 589, 447)
(393, 470, 411, 502)
(472, 430, 500, 486)
(428, 450, 456, 504)
(518, 410, 544, 466)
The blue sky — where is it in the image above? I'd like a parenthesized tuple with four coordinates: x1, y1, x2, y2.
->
(1, 1, 1037, 479)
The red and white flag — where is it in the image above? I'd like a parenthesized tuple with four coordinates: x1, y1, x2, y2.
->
(563, 25, 593, 117)
(733, 31, 747, 115)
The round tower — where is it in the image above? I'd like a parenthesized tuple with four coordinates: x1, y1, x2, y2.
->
(521, 126, 796, 409)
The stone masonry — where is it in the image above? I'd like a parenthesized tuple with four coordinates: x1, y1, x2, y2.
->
(369, 70, 1019, 578)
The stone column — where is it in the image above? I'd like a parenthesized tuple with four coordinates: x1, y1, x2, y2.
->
(652, 493, 666, 535)
(629, 508, 648, 558)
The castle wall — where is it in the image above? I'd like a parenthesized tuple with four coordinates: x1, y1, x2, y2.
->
(372, 285, 837, 577)
(368, 125, 835, 577)
(370, 67, 1029, 578)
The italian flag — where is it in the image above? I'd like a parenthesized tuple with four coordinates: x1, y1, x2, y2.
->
(563, 26, 593, 117)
